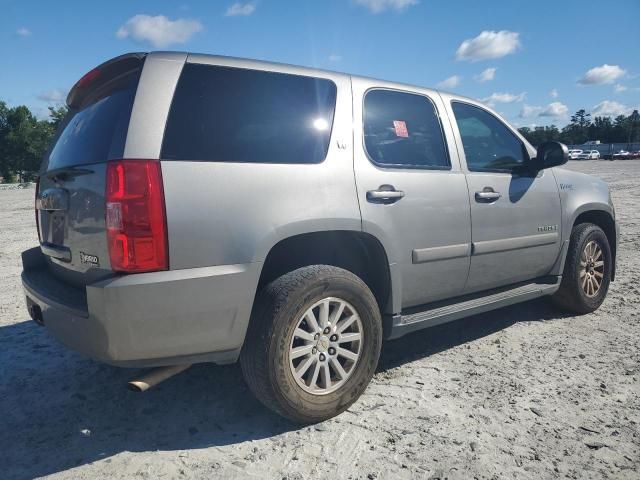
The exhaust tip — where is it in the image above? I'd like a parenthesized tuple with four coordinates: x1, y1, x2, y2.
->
(126, 364, 191, 393)
(127, 381, 149, 393)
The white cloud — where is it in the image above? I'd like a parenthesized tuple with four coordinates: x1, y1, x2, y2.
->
(591, 100, 632, 117)
(539, 102, 568, 117)
(483, 91, 526, 106)
(16, 27, 31, 36)
(614, 84, 627, 93)
(436, 75, 461, 89)
(474, 67, 496, 82)
(550, 88, 558, 98)
(456, 30, 520, 62)
(225, 3, 256, 16)
(578, 64, 626, 85)
(520, 101, 568, 119)
(116, 14, 203, 48)
(37, 89, 67, 104)
(353, 0, 418, 13)
(328, 54, 342, 62)
(519, 104, 542, 118)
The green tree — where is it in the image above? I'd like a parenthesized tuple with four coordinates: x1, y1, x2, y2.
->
(4, 106, 43, 178)
(560, 109, 592, 145)
(612, 115, 629, 145)
(627, 110, 640, 145)
(0, 102, 11, 179)
(518, 125, 560, 147)
(0, 102, 66, 182)
(48, 105, 68, 131)
(571, 109, 592, 129)
(589, 116, 614, 143)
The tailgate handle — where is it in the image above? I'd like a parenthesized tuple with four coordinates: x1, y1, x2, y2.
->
(36, 188, 69, 211)
(40, 243, 72, 262)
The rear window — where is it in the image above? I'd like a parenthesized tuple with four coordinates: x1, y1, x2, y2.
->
(45, 71, 140, 171)
(161, 64, 337, 164)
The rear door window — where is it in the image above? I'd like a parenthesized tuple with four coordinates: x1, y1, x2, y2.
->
(161, 64, 337, 164)
(363, 89, 450, 169)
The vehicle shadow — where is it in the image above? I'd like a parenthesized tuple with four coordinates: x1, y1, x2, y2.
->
(379, 296, 571, 371)
(1, 297, 570, 479)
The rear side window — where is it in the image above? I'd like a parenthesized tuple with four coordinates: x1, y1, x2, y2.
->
(451, 101, 526, 172)
(363, 89, 450, 169)
(161, 64, 337, 164)
(46, 72, 139, 171)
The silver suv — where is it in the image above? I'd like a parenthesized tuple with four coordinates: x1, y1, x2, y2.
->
(22, 52, 618, 423)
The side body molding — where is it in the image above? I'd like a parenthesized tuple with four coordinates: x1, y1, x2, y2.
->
(412, 243, 471, 264)
(472, 232, 559, 255)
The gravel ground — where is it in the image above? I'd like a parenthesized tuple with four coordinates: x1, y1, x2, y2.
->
(1, 161, 638, 480)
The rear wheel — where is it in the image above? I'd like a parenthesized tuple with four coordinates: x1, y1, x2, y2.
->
(241, 265, 382, 423)
(552, 223, 611, 314)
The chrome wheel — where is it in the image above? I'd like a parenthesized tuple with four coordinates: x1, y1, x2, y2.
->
(580, 240, 605, 298)
(288, 297, 363, 395)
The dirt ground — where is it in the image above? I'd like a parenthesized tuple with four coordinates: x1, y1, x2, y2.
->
(1, 161, 638, 480)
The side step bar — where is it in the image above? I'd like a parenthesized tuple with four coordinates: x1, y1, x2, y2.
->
(387, 277, 561, 340)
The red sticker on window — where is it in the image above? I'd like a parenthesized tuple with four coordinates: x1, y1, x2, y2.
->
(393, 120, 408, 138)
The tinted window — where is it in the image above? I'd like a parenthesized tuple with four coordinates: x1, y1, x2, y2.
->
(363, 89, 449, 169)
(451, 102, 525, 172)
(162, 64, 337, 164)
(46, 72, 139, 171)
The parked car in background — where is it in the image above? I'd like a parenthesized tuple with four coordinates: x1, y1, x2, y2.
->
(577, 150, 600, 160)
(613, 150, 631, 159)
(568, 149, 583, 159)
(21, 52, 619, 423)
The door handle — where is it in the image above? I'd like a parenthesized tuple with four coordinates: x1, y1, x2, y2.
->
(366, 186, 405, 204)
(475, 188, 501, 202)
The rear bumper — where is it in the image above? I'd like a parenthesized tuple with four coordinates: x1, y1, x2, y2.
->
(21, 247, 260, 367)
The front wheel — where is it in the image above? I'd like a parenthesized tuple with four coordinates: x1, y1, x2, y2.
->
(241, 265, 382, 423)
(552, 223, 612, 314)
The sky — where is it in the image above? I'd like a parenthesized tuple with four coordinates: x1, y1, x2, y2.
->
(1, 0, 639, 127)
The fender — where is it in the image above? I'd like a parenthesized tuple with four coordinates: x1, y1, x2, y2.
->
(549, 168, 617, 277)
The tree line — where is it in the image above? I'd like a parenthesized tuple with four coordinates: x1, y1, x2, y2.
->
(517, 109, 640, 147)
(1, 101, 639, 183)
(0, 102, 67, 182)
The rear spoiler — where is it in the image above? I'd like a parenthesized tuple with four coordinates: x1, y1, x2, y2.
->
(66, 53, 147, 109)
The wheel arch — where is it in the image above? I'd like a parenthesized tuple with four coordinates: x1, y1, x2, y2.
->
(572, 208, 617, 280)
(256, 230, 394, 314)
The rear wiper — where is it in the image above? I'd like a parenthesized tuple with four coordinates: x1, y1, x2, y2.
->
(45, 166, 94, 182)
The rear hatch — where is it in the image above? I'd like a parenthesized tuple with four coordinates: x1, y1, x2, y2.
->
(36, 53, 145, 287)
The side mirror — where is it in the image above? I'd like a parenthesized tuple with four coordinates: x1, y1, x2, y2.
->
(535, 141, 569, 170)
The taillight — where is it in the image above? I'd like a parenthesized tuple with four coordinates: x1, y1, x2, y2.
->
(35, 176, 41, 243)
(105, 160, 168, 273)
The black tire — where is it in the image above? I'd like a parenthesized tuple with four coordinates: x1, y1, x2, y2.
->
(552, 223, 612, 314)
(240, 265, 382, 424)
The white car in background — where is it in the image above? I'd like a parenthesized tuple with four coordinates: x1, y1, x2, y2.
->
(578, 150, 600, 160)
(568, 149, 583, 159)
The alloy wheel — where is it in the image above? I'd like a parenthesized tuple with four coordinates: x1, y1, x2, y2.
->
(580, 240, 605, 297)
(288, 297, 363, 395)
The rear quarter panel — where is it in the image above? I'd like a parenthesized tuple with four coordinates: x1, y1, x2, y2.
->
(128, 54, 361, 270)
